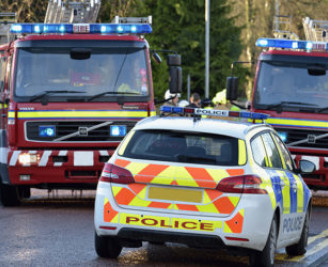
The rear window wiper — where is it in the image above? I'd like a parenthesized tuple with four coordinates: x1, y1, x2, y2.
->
(30, 90, 85, 102)
(266, 101, 318, 113)
(87, 91, 141, 102)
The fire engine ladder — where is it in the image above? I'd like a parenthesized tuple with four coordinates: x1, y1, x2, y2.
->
(44, 0, 101, 23)
(303, 17, 328, 42)
(0, 12, 17, 45)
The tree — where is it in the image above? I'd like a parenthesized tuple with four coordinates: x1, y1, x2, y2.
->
(137, 0, 244, 100)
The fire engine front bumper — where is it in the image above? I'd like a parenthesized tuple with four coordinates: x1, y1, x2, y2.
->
(7, 149, 113, 187)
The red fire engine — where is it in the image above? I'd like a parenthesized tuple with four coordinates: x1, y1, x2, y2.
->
(0, 1, 182, 206)
(227, 17, 328, 190)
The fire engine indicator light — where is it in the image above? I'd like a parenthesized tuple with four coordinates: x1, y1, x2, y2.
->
(110, 125, 127, 137)
(39, 126, 56, 137)
(11, 23, 152, 35)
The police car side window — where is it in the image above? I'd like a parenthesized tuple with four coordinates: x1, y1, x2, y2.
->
(261, 132, 283, 169)
(250, 136, 268, 167)
(272, 133, 294, 171)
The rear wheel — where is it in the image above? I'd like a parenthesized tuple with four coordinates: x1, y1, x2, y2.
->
(286, 210, 310, 256)
(0, 182, 21, 207)
(95, 232, 122, 258)
(250, 215, 277, 267)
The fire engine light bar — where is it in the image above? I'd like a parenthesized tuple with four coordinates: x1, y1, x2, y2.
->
(10, 23, 152, 34)
(160, 106, 269, 120)
(256, 38, 327, 51)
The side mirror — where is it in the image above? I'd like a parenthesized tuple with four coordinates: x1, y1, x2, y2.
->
(167, 54, 181, 66)
(299, 159, 316, 173)
(152, 52, 162, 64)
(226, 77, 239, 101)
(169, 66, 182, 94)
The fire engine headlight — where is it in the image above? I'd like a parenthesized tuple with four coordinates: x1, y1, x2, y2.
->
(277, 131, 288, 142)
(18, 153, 40, 166)
(39, 126, 56, 137)
(110, 125, 126, 137)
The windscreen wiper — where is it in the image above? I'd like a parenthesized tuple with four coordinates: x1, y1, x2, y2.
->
(316, 106, 328, 113)
(266, 101, 318, 113)
(87, 91, 141, 102)
(30, 90, 85, 102)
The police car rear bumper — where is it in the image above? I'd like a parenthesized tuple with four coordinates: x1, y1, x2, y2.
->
(95, 182, 274, 252)
(117, 228, 225, 249)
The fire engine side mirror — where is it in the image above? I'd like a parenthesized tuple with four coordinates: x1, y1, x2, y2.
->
(169, 66, 182, 94)
(167, 54, 181, 66)
(226, 76, 239, 101)
(152, 52, 162, 64)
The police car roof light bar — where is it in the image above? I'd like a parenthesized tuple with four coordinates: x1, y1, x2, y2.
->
(10, 23, 152, 35)
(160, 106, 269, 120)
(256, 37, 328, 52)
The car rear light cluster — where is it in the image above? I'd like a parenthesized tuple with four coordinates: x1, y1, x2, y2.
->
(216, 175, 267, 194)
(100, 163, 134, 184)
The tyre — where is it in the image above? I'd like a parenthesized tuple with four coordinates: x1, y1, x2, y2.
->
(18, 186, 31, 199)
(0, 182, 21, 207)
(286, 210, 310, 256)
(250, 215, 277, 267)
(95, 232, 122, 258)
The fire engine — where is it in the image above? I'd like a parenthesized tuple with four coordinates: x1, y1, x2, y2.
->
(0, 0, 182, 206)
(227, 17, 328, 190)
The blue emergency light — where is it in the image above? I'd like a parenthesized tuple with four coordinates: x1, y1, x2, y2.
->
(10, 23, 152, 35)
(256, 38, 328, 51)
(39, 125, 56, 138)
(160, 106, 269, 120)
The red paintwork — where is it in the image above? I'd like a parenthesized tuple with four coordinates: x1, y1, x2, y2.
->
(0, 33, 155, 188)
(252, 49, 328, 189)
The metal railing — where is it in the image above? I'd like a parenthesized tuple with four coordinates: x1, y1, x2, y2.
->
(44, 0, 101, 23)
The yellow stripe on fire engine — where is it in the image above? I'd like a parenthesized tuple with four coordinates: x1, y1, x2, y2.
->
(238, 139, 247, 165)
(16, 110, 150, 119)
(8, 111, 15, 118)
(266, 117, 328, 129)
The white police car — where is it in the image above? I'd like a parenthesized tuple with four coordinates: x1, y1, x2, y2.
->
(94, 106, 314, 267)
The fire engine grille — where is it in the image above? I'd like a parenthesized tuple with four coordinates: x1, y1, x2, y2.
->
(26, 121, 136, 142)
(275, 127, 328, 149)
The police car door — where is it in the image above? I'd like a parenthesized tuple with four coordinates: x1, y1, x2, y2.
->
(260, 132, 292, 242)
(272, 133, 306, 241)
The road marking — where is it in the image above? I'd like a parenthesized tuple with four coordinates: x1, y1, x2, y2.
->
(275, 227, 328, 262)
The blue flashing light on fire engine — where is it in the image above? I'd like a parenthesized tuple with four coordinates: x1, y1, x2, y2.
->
(256, 38, 327, 51)
(10, 23, 152, 35)
(160, 106, 269, 120)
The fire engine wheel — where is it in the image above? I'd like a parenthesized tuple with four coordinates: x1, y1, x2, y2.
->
(95, 232, 122, 258)
(286, 209, 310, 256)
(250, 215, 277, 267)
(0, 182, 21, 207)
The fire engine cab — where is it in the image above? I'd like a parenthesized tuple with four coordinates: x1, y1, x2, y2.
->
(227, 17, 328, 190)
(0, 0, 182, 206)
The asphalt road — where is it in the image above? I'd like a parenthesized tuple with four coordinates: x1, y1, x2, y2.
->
(1, 189, 328, 266)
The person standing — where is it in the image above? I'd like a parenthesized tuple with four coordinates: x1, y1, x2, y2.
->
(186, 92, 201, 108)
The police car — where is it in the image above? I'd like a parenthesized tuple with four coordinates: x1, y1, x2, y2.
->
(94, 106, 314, 267)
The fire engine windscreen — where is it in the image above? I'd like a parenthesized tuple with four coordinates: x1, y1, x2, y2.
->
(14, 47, 149, 102)
(253, 61, 328, 112)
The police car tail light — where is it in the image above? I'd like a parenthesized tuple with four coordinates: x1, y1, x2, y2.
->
(100, 163, 134, 184)
(216, 175, 267, 194)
